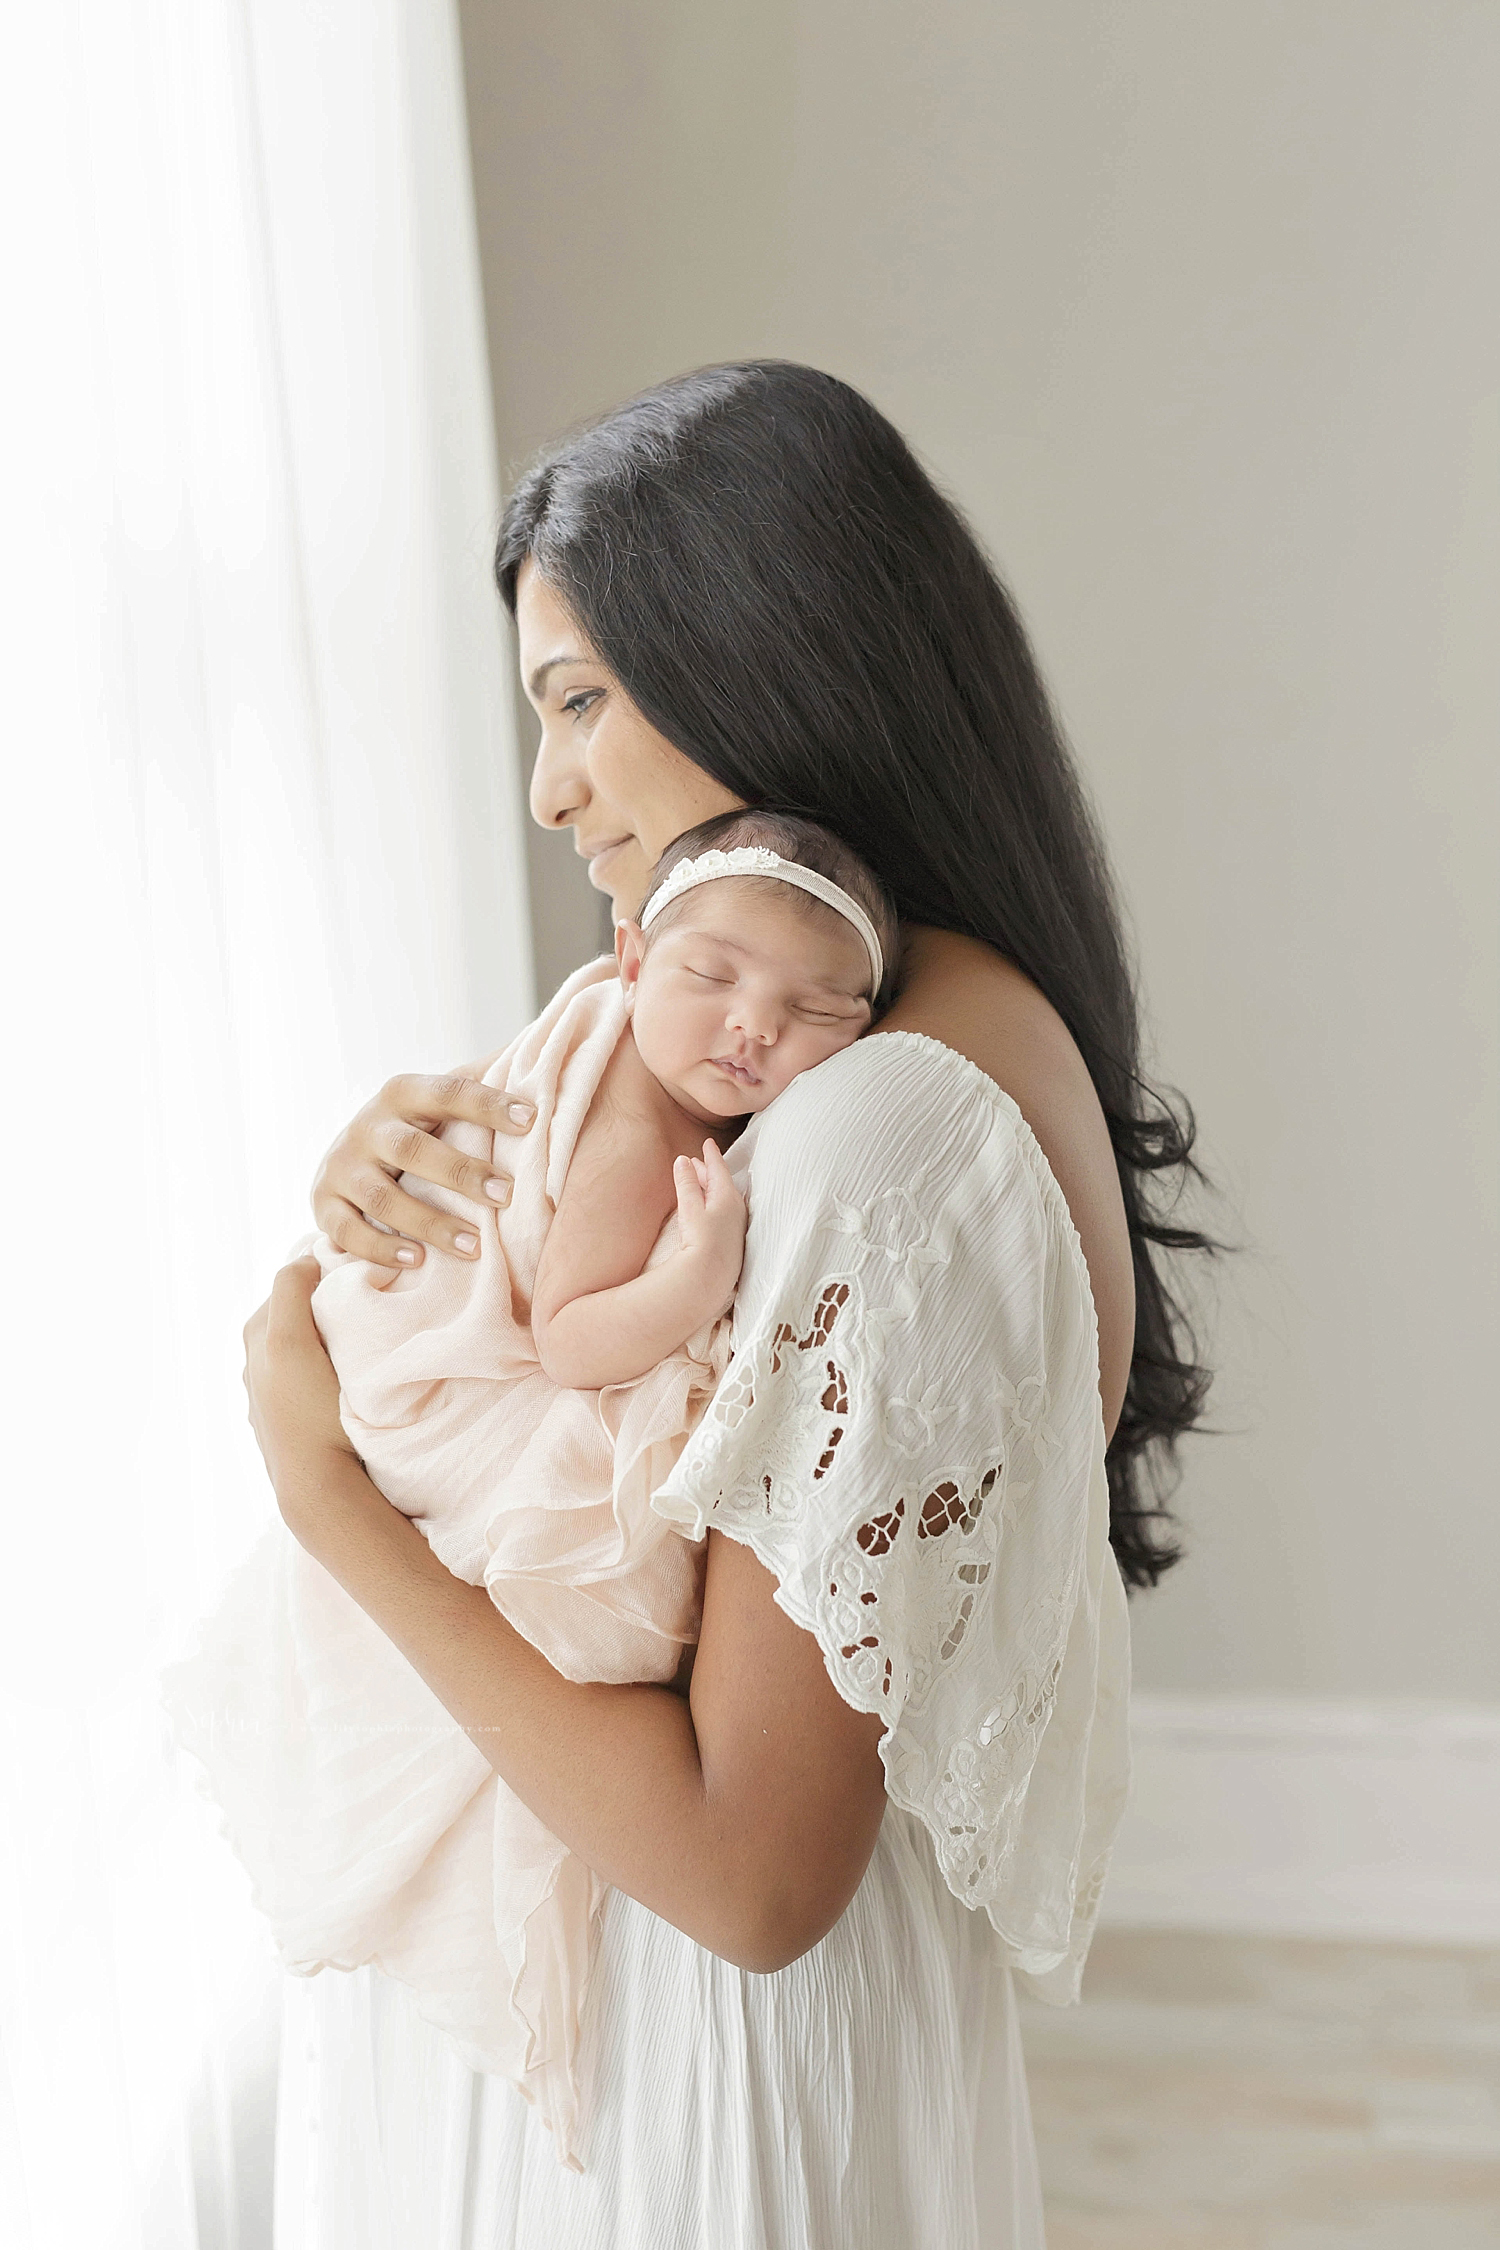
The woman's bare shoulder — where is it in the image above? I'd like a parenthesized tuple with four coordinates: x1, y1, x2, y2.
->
(878, 927, 1135, 1436)
(876, 927, 1091, 1112)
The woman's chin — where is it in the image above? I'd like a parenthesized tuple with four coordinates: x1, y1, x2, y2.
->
(596, 852, 648, 919)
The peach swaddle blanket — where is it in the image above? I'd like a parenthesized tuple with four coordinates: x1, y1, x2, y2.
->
(164, 957, 731, 2169)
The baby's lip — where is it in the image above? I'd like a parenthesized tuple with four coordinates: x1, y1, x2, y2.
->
(712, 1053, 762, 1086)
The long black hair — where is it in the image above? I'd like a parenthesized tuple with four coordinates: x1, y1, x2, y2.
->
(497, 360, 1213, 1589)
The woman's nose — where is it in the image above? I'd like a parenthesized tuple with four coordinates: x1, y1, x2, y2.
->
(529, 723, 585, 830)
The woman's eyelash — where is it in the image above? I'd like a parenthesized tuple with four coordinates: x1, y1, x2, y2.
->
(561, 689, 602, 718)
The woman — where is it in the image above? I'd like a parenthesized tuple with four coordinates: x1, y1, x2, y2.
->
(247, 362, 1209, 2249)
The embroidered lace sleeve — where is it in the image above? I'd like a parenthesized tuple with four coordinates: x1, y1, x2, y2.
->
(652, 1031, 1131, 2001)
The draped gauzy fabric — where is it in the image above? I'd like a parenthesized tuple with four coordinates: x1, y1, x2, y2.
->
(165, 962, 728, 2170)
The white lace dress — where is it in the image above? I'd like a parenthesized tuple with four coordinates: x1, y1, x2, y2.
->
(272, 1031, 1132, 2250)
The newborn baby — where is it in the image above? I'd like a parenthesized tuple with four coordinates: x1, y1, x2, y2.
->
(167, 808, 897, 2171)
(520, 811, 891, 1395)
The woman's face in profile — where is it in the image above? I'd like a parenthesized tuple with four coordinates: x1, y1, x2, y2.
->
(516, 559, 743, 919)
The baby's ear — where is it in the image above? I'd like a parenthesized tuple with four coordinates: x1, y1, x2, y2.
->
(615, 919, 645, 1002)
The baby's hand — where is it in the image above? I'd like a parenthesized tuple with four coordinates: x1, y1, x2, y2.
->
(672, 1139, 748, 1320)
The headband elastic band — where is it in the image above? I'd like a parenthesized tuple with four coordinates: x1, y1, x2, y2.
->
(638, 846, 884, 1000)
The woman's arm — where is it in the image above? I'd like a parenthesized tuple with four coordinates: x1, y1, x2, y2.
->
(246, 1260, 887, 1972)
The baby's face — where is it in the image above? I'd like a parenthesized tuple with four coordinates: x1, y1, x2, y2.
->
(619, 881, 873, 1124)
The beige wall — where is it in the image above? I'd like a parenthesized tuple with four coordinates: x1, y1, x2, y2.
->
(455, 2, 1499, 1703)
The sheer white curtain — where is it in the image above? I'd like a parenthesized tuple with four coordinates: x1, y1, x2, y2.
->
(0, 4, 530, 2243)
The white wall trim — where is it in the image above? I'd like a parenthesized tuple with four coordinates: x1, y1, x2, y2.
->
(1101, 1695, 1500, 1945)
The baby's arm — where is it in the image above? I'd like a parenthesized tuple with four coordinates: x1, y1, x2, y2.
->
(532, 1127, 746, 1391)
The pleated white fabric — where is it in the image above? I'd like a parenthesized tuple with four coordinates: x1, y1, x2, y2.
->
(275, 1807, 1044, 2250)
(271, 1029, 1130, 2245)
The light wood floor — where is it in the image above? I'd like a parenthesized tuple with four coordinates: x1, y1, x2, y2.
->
(1017, 1929, 1500, 2249)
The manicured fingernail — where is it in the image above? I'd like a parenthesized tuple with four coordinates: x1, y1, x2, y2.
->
(484, 1176, 511, 1203)
(454, 1231, 479, 1255)
(395, 1247, 418, 1266)
(507, 1101, 534, 1125)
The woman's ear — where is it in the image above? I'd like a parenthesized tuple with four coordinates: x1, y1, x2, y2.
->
(615, 919, 645, 1006)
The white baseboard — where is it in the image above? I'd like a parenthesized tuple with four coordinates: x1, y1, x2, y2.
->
(1099, 1694, 1500, 1946)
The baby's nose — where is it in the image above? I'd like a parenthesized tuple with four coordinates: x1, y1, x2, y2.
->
(726, 998, 779, 1044)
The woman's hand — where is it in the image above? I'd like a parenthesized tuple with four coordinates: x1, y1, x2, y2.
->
(312, 1069, 536, 1267)
(242, 1258, 356, 1520)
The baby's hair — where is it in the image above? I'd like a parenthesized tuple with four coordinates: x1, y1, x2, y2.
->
(639, 809, 901, 1012)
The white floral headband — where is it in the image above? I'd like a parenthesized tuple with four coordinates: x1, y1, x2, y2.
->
(638, 845, 885, 1001)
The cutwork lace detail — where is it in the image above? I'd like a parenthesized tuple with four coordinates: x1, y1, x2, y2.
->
(826, 1457, 1002, 1704)
(670, 1263, 1079, 1913)
(768, 1284, 850, 1479)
